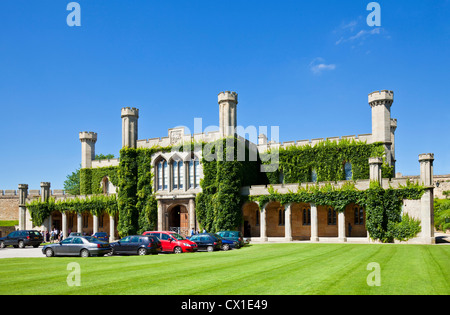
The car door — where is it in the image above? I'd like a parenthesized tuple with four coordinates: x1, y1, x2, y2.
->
(55, 237, 73, 255)
(127, 236, 140, 254)
(115, 236, 131, 254)
(4, 231, 17, 246)
(159, 233, 172, 252)
(69, 237, 85, 256)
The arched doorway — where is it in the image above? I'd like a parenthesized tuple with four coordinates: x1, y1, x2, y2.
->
(168, 205, 189, 236)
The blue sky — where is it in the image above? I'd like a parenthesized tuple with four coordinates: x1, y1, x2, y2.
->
(0, 0, 449, 190)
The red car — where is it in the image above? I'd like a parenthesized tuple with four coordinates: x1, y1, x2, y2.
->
(143, 231, 198, 253)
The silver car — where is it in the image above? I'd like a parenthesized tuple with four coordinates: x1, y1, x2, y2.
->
(42, 236, 111, 257)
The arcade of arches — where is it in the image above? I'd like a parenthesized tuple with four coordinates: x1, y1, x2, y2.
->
(242, 201, 367, 242)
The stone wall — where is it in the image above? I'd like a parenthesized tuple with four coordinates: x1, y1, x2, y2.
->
(0, 193, 19, 221)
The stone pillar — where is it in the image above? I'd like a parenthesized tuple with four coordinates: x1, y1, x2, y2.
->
(338, 211, 347, 242)
(61, 212, 68, 239)
(109, 215, 115, 242)
(284, 203, 292, 242)
(93, 215, 98, 234)
(18, 184, 28, 230)
(79, 132, 97, 169)
(419, 153, 435, 244)
(77, 213, 83, 233)
(40, 182, 51, 202)
(157, 200, 163, 231)
(368, 90, 394, 166)
(188, 199, 196, 231)
(260, 203, 268, 242)
(390, 118, 397, 175)
(121, 107, 139, 148)
(310, 204, 319, 242)
(218, 91, 238, 138)
(369, 157, 383, 185)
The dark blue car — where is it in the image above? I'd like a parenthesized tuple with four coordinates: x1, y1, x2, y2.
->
(213, 233, 239, 250)
(92, 232, 109, 242)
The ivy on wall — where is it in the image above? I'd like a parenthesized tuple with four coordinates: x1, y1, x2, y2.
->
(196, 137, 263, 232)
(26, 194, 118, 227)
(80, 166, 119, 195)
(261, 139, 394, 184)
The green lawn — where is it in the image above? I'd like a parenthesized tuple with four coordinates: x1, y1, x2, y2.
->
(0, 243, 448, 295)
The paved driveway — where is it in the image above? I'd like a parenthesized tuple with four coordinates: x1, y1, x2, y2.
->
(0, 246, 43, 259)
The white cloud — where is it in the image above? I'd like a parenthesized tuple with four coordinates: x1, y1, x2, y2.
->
(310, 58, 336, 75)
(336, 27, 382, 45)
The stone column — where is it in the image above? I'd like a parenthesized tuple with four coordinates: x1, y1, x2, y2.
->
(188, 198, 196, 231)
(109, 215, 115, 242)
(40, 182, 50, 202)
(18, 184, 28, 230)
(338, 211, 347, 242)
(310, 204, 319, 242)
(157, 200, 163, 231)
(284, 203, 292, 242)
(93, 215, 98, 234)
(260, 203, 268, 242)
(77, 213, 83, 234)
(79, 132, 97, 169)
(419, 153, 435, 244)
(61, 212, 68, 239)
(121, 107, 139, 149)
(369, 157, 383, 186)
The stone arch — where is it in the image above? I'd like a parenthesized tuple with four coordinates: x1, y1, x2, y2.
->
(167, 203, 189, 236)
(242, 201, 260, 237)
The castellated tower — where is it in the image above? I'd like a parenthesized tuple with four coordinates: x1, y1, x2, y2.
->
(218, 91, 238, 137)
(79, 131, 97, 168)
(368, 90, 395, 168)
(121, 107, 139, 148)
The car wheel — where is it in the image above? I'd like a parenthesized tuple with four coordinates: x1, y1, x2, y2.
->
(18, 241, 25, 248)
(45, 248, 54, 257)
(207, 246, 214, 252)
(80, 249, 90, 257)
(138, 248, 147, 256)
(174, 246, 182, 254)
(222, 244, 230, 251)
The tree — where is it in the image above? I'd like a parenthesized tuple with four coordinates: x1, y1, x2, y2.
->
(64, 166, 81, 195)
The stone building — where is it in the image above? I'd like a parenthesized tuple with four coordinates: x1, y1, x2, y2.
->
(10, 89, 443, 244)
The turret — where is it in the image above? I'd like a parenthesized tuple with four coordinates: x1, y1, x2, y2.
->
(121, 107, 139, 148)
(79, 131, 97, 168)
(218, 91, 238, 137)
(368, 90, 394, 167)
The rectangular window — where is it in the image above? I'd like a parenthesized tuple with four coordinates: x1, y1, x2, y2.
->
(179, 162, 184, 190)
(194, 161, 200, 188)
(189, 161, 194, 188)
(158, 162, 163, 191)
(173, 162, 178, 190)
(163, 162, 168, 190)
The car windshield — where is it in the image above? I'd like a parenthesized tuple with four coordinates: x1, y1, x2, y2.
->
(95, 233, 107, 236)
(213, 233, 223, 240)
(171, 233, 185, 240)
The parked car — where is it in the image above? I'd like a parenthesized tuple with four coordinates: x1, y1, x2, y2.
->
(92, 232, 109, 242)
(143, 231, 198, 253)
(110, 235, 161, 256)
(213, 233, 239, 250)
(42, 236, 111, 257)
(216, 231, 245, 248)
(0, 230, 43, 248)
(188, 233, 222, 252)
